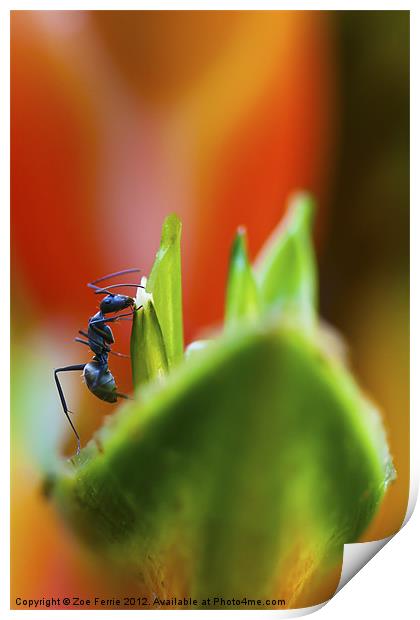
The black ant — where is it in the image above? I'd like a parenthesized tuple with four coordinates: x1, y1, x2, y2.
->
(54, 268, 144, 456)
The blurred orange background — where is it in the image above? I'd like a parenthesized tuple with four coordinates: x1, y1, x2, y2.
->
(11, 10, 409, 607)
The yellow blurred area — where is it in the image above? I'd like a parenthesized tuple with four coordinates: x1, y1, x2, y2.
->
(349, 278, 409, 540)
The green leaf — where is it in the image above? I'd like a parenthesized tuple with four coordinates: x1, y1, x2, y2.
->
(225, 228, 260, 328)
(51, 323, 393, 606)
(146, 214, 184, 367)
(49, 210, 394, 608)
(255, 193, 317, 331)
(130, 296, 169, 388)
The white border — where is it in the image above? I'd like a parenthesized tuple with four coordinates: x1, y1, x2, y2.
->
(3, 3, 417, 618)
(2, 3, 11, 617)
(3, 2, 414, 9)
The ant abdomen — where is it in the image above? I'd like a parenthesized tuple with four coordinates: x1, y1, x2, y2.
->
(83, 359, 118, 404)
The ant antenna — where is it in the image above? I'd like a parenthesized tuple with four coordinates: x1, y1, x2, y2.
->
(93, 283, 145, 294)
(88, 268, 141, 288)
(88, 284, 113, 294)
(75, 338, 129, 358)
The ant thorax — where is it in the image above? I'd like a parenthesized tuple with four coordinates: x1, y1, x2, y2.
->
(89, 311, 114, 348)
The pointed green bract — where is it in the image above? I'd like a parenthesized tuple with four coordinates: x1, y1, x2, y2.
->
(255, 193, 317, 331)
(130, 297, 169, 388)
(146, 214, 184, 368)
(225, 228, 260, 327)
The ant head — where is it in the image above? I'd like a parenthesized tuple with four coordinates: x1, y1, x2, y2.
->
(100, 294, 135, 314)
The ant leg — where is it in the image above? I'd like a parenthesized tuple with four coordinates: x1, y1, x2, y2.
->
(95, 387, 134, 402)
(88, 322, 115, 344)
(90, 312, 135, 327)
(116, 392, 133, 400)
(54, 364, 85, 455)
(89, 312, 136, 344)
(95, 389, 132, 401)
(88, 321, 117, 349)
(79, 328, 113, 349)
(79, 330, 103, 343)
(75, 335, 129, 359)
(90, 314, 135, 324)
(110, 351, 130, 359)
